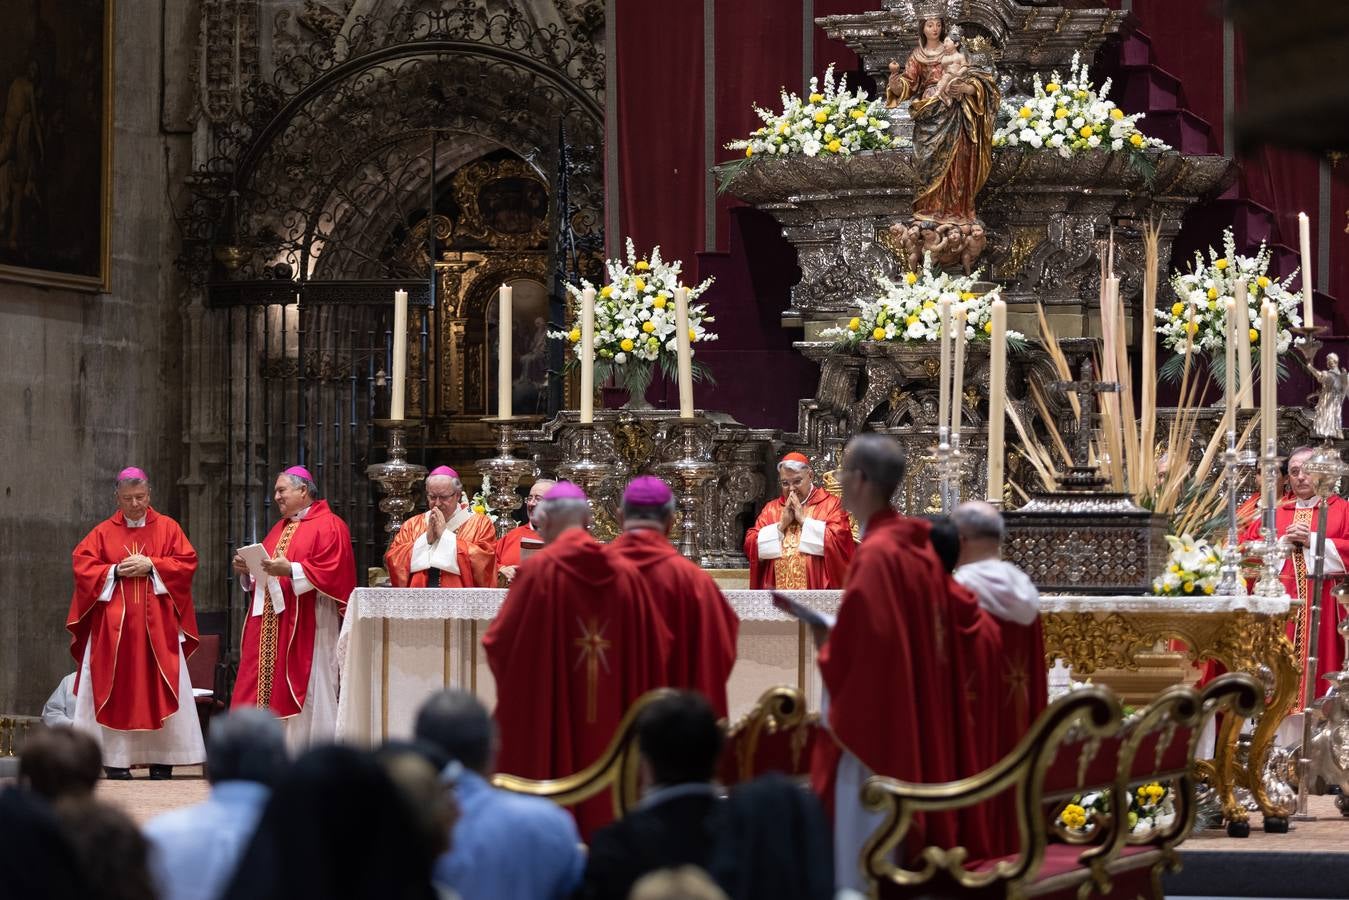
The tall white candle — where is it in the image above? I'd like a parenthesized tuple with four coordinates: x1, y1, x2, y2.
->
(580, 287, 595, 423)
(1299, 211, 1315, 327)
(1233, 278, 1253, 409)
(938, 299, 952, 435)
(1224, 297, 1237, 427)
(950, 309, 967, 435)
(674, 287, 695, 418)
(1261, 301, 1278, 453)
(497, 284, 512, 419)
(391, 289, 408, 420)
(987, 299, 1007, 502)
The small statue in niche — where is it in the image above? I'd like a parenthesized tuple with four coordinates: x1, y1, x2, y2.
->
(1310, 351, 1349, 440)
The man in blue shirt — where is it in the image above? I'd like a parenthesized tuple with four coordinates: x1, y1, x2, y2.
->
(144, 709, 287, 900)
(415, 690, 584, 900)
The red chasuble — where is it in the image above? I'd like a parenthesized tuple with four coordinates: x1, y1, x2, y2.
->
(484, 528, 673, 838)
(384, 511, 498, 588)
(744, 487, 855, 589)
(812, 510, 963, 852)
(231, 500, 356, 717)
(495, 523, 541, 570)
(1239, 496, 1349, 700)
(67, 509, 199, 731)
(605, 528, 740, 717)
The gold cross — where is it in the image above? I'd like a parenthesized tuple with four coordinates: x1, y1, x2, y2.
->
(574, 617, 612, 724)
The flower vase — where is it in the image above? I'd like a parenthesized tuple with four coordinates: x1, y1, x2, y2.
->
(617, 362, 655, 410)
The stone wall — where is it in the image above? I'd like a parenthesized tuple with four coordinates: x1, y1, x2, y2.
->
(0, 0, 192, 715)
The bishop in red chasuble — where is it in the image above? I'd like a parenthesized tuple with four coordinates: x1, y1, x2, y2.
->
(385, 466, 497, 588)
(494, 478, 555, 585)
(1239, 447, 1349, 701)
(744, 452, 855, 589)
(484, 482, 672, 839)
(231, 466, 356, 749)
(605, 476, 739, 718)
(68, 467, 203, 776)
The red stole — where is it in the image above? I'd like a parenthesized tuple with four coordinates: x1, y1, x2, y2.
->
(744, 487, 855, 589)
(384, 511, 498, 588)
(231, 500, 356, 717)
(606, 528, 740, 717)
(483, 528, 672, 839)
(67, 509, 199, 730)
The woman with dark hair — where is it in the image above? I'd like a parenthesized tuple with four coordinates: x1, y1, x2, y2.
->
(221, 745, 444, 900)
(884, 11, 999, 224)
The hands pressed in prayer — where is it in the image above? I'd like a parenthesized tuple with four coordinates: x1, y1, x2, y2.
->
(261, 554, 293, 577)
(117, 554, 153, 578)
(427, 507, 446, 544)
(499, 564, 519, 584)
(781, 492, 804, 529)
(1286, 522, 1313, 547)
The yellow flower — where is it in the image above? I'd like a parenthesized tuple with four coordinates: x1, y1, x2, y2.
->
(1249, 328, 1259, 343)
(745, 147, 753, 157)
(1183, 582, 1194, 593)
(620, 338, 635, 352)
(1206, 287, 1218, 300)
(850, 108, 866, 119)
(600, 284, 613, 298)
(814, 111, 828, 123)
(1204, 584, 1215, 594)
(1171, 302, 1184, 316)
(1110, 108, 1125, 120)
(1169, 564, 1179, 574)
(778, 123, 789, 134)
(1045, 82, 1060, 94)
(983, 321, 993, 335)
(904, 272, 918, 285)
(961, 291, 976, 301)
(1074, 90, 1089, 100)
(568, 327, 581, 343)
(688, 328, 697, 342)
(642, 320, 656, 333)
(1054, 107, 1068, 119)
(1207, 300, 1217, 311)
(809, 92, 824, 103)
(1257, 275, 1271, 289)
(471, 504, 486, 514)
(1060, 803, 1086, 828)
(1215, 258, 1229, 270)
(652, 295, 667, 309)
(635, 260, 650, 271)
(1018, 106, 1033, 119)
(872, 327, 886, 340)
(1130, 133, 1145, 147)
(827, 139, 842, 153)
(922, 300, 935, 310)
(906, 314, 920, 326)
(1185, 321, 1199, 336)
(848, 317, 861, 331)
(634, 276, 646, 292)
(1079, 125, 1094, 138)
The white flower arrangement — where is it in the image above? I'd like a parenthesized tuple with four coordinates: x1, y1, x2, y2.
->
(1061, 782, 1175, 837)
(819, 254, 1022, 346)
(468, 477, 499, 526)
(724, 64, 895, 160)
(1151, 533, 1221, 596)
(1158, 228, 1302, 367)
(992, 52, 1169, 158)
(551, 239, 717, 392)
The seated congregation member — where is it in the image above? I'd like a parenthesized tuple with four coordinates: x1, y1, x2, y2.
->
(386, 466, 497, 588)
(953, 500, 1047, 745)
(41, 673, 78, 728)
(483, 481, 671, 838)
(744, 453, 854, 589)
(18, 726, 102, 804)
(0, 787, 91, 900)
(56, 797, 158, 900)
(495, 478, 555, 584)
(68, 466, 203, 780)
(414, 690, 583, 900)
(222, 745, 443, 900)
(811, 434, 973, 892)
(606, 476, 740, 717)
(144, 709, 288, 900)
(706, 774, 834, 900)
(579, 692, 726, 900)
(230, 466, 356, 751)
(374, 744, 461, 898)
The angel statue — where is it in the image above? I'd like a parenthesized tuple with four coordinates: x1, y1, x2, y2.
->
(1311, 352, 1349, 440)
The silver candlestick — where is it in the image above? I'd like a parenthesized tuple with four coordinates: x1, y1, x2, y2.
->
(936, 425, 959, 515)
(556, 421, 614, 510)
(1251, 437, 1288, 598)
(1217, 429, 1254, 596)
(476, 416, 541, 538)
(657, 417, 719, 564)
(366, 419, 427, 539)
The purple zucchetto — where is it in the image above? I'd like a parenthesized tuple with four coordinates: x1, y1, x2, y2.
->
(622, 475, 673, 506)
(283, 465, 314, 481)
(543, 481, 588, 502)
(117, 467, 148, 483)
(428, 466, 459, 479)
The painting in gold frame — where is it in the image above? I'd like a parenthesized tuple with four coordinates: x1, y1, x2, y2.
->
(0, 0, 113, 292)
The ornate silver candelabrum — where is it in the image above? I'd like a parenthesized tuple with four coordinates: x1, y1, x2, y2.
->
(1217, 429, 1257, 596)
(1251, 438, 1288, 598)
(556, 421, 614, 509)
(657, 417, 719, 564)
(936, 425, 960, 514)
(366, 419, 427, 538)
(476, 416, 541, 538)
